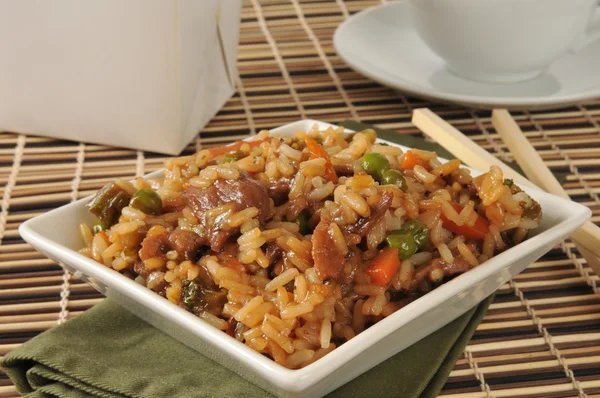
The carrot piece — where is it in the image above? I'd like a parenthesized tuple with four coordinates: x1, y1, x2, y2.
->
(208, 141, 243, 158)
(208, 139, 264, 158)
(400, 150, 426, 170)
(305, 138, 338, 183)
(441, 202, 489, 240)
(366, 247, 402, 287)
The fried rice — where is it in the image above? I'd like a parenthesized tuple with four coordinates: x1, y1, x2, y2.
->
(78, 125, 542, 369)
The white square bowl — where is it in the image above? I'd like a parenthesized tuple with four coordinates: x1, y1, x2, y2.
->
(20, 119, 591, 398)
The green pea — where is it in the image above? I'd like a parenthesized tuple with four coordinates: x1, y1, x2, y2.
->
(360, 152, 389, 179)
(295, 212, 310, 235)
(129, 188, 163, 215)
(386, 232, 417, 260)
(399, 220, 430, 249)
(381, 169, 408, 192)
(92, 220, 104, 235)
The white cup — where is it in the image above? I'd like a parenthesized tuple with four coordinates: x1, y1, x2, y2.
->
(408, 0, 600, 83)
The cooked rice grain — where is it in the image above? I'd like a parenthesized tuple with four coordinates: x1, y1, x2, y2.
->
(80, 126, 541, 370)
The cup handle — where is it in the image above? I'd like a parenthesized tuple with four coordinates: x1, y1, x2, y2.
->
(570, 6, 600, 53)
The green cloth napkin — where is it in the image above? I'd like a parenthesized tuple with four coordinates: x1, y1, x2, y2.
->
(3, 296, 493, 398)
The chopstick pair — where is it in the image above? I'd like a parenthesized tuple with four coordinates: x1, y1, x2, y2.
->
(411, 108, 600, 275)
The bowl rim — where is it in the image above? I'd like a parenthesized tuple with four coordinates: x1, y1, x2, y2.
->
(19, 118, 592, 393)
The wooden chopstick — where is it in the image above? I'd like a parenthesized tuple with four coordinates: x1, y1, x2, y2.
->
(412, 108, 600, 274)
(490, 110, 568, 198)
(492, 109, 600, 271)
(574, 244, 600, 275)
(412, 108, 535, 189)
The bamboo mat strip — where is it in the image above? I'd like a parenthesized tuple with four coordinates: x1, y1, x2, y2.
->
(0, 386, 17, 397)
(0, 0, 598, 396)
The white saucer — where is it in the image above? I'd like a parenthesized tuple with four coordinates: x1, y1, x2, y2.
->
(334, 2, 600, 110)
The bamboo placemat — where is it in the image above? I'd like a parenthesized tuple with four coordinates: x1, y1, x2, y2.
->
(1, 0, 600, 397)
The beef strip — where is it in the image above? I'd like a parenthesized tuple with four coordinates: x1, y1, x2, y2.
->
(466, 182, 478, 196)
(139, 229, 204, 262)
(343, 191, 393, 236)
(163, 196, 186, 213)
(269, 257, 287, 279)
(411, 256, 471, 291)
(168, 230, 204, 260)
(266, 176, 293, 206)
(182, 171, 270, 251)
(139, 233, 170, 261)
(312, 218, 346, 281)
(307, 201, 324, 229)
(265, 241, 284, 268)
(333, 163, 355, 177)
(216, 172, 271, 222)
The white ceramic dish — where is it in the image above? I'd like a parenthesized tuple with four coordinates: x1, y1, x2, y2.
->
(333, 1, 600, 110)
(20, 119, 591, 398)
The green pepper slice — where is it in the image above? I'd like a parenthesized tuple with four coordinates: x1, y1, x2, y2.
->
(86, 183, 132, 229)
(129, 188, 163, 215)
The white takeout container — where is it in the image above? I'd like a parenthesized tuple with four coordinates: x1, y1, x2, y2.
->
(0, 0, 241, 155)
(19, 120, 591, 397)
